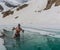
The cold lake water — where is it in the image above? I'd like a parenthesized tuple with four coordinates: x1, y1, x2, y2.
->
(3, 28, 60, 50)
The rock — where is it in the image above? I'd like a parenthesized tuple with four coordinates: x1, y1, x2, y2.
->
(16, 4, 28, 11)
(44, 0, 60, 10)
(2, 10, 14, 18)
(0, 5, 4, 12)
(15, 16, 19, 19)
(55, 0, 60, 6)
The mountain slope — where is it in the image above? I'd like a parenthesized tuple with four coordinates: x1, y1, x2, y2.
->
(0, 2, 10, 12)
(0, 0, 21, 12)
(0, 0, 60, 29)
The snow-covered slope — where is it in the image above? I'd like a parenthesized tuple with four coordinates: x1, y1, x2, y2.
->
(17, 0, 28, 3)
(4, 0, 20, 6)
(0, 0, 21, 12)
(0, 0, 48, 25)
(0, 0, 60, 29)
(0, 2, 10, 11)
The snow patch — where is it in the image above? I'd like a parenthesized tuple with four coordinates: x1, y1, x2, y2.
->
(5, 0, 20, 6)
(0, 38, 4, 45)
(0, 45, 6, 50)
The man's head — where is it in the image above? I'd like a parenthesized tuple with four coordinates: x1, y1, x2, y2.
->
(18, 24, 21, 27)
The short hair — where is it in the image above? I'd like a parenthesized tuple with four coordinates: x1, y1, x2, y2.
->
(18, 24, 21, 26)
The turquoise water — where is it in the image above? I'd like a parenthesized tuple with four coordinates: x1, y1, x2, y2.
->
(4, 30, 60, 50)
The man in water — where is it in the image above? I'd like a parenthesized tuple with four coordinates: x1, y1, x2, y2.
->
(12, 24, 24, 38)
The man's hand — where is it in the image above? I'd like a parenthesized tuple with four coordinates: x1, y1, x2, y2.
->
(22, 30, 24, 33)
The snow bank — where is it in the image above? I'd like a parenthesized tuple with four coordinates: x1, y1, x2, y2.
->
(24, 27, 60, 38)
(0, 35, 6, 50)
(0, 45, 6, 50)
(0, 30, 6, 50)
(0, 33, 3, 36)
(0, 38, 4, 45)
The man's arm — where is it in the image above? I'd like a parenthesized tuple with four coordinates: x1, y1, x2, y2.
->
(22, 30, 24, 33)
(20, 28, 24, 33)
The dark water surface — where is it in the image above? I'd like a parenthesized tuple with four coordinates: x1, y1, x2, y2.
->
(4, 30, 60, 50)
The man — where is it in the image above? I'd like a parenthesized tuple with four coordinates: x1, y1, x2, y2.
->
(12, 24, 24, 38)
